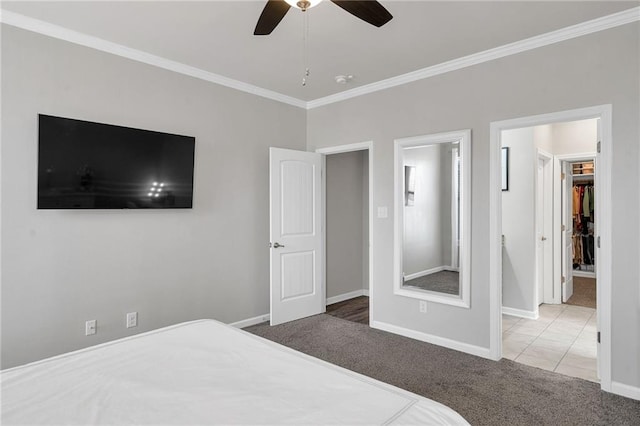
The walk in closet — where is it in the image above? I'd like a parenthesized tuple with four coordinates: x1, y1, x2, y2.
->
(572, 160, 595, 274)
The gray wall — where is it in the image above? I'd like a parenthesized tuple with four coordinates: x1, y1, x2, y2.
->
(501, 128, 536, 312)
(548, 119, 598, 154)
(0, 26, 306, 368)
(307, 23, 640, 388)
(326, 150, 368, 298)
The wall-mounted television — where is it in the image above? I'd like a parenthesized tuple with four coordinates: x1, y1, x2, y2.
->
(38, 115, 195, 209)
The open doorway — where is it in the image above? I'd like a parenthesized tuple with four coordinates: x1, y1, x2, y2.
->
(317, 143, 372, 326)
(500, 117, 600, 382)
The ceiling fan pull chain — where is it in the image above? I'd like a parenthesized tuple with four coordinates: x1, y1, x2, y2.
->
(302, 10, 310, 86)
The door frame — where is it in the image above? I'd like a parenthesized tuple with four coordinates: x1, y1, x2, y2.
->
(316, 141, 374, 325)
(535, 149, 554, 306)
(489, 105, 612, 392)
(553, 153, 597, 304)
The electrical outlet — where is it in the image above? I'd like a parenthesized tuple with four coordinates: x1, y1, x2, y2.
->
(85, 320, 97, 336)
(126, 312, 138, 328)
(419, 301, 427, 313)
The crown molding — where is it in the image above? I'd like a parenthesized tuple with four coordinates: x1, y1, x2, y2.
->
(306, 6, 640, 109)
(0, 10, 307, 109)
(2, 6, 638, 111)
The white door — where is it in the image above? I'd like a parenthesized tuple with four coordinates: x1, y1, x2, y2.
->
(536, 155, 553, 305)
(562, 161, 574, 302)
(536, 159, 545, 305)
(269, 147, 324, 326)
(595, 118, 601, 379)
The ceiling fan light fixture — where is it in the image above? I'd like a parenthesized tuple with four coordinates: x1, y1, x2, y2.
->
(284, 0, 323, 11)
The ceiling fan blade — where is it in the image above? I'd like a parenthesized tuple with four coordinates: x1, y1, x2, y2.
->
(254, 0, 291, 35)
(330, 0, 392, 27)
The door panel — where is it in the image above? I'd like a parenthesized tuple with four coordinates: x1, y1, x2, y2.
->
(281, 251, 315, 299)
(281, 161, 315, 236)
(536, 159, 545, 305)
(270, 148, 323, 326)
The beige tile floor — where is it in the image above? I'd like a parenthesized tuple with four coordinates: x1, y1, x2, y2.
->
(503, 304, 598, 382)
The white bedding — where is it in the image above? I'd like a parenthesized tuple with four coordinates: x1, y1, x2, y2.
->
(1, 319, 468, 425)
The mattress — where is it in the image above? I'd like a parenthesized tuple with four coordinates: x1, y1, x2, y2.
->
(1, 319, 468, 425)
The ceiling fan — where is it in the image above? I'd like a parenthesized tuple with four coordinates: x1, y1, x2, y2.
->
(254, 0, 393, 35)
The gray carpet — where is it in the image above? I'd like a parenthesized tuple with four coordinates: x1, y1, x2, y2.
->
(404, 270, 460, 295)
(245, 314, 640, 426)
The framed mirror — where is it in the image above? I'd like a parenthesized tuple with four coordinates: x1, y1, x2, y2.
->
(393, 130, 471, 308)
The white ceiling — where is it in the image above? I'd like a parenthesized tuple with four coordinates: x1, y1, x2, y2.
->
(2, 1, 638, 102)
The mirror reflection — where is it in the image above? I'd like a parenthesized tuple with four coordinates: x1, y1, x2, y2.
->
(402, 142, 460, 295)
(394, 129, 470, 307)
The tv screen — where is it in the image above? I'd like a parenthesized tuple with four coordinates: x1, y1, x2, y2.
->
(38, 115, 195, 209)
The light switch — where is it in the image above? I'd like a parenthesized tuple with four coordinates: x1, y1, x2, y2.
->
(377, 206, 388, 218)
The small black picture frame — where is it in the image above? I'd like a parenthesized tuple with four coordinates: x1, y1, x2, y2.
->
(501, 147, 509, 191)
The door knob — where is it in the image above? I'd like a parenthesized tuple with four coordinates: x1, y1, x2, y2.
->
(541, 236, 547, 241)
(272, 242, 285, 248)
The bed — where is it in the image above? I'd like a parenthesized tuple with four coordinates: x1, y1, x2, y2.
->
(1, 319, 468, 425)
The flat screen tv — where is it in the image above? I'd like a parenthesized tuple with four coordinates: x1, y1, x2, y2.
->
(38, 115, 195, 209)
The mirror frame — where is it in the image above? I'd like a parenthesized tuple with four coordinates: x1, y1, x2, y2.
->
(393, 129, 471, 308)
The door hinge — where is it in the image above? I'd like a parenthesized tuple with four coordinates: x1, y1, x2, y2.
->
(597, 331, 601, 343)
(597, 141, 601, 153)
(561, 172, 565, 180)
(561, 224, 566, 231)
(597, 236, 601, 248)
(561, 276, 565, 284)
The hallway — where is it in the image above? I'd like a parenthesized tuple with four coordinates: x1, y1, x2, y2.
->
(503, 304, 598, 382)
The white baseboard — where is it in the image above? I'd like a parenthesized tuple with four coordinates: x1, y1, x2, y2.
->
(573, 270, 596, 278)
(363, 289, 370, 297)
(229, 314, 270, 329)
(502, 306, 539, 320)
(611, 381, 640, 401)
(326, 289, 368, 305)
(404, 266, 446, 281)
(371, 320, 493, 360)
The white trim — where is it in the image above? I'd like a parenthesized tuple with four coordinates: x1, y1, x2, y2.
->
(2, 7, 638, 110)
(317, 141, 374, 326)
(306, 7, 640, 109)
(502, 306, 539, 320)
(229, 314, 270, 329)
(326, 289, 368, 306)
(0, 10, 306, 109)
(372, 321, 492, 360)
(320, 152, 327, 314)
(610, 382, 640, 401)
(394, 130, 471, 309)
(316, 141, 371, 155)
(489, 104, 613, 391)
(404, 266, 446, 281)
